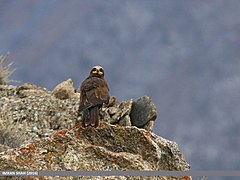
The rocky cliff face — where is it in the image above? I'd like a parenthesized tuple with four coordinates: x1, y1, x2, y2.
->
(0, 80, 191, 180)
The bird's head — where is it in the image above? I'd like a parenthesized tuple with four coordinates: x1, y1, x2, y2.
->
(90, 65, 105, 78)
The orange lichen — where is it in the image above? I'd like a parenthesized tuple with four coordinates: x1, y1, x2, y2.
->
(141, 130, 153, 142)
(16, 148, 36, 164)
(74, 122, 82, 128)
(75, 129, 81, 138)
(51, 130, 67, 138)
(19, 147, 29, 153)
(181, 176, 192, 180)
(44, 152, 52, 163)
(98, 122, 106, 128)
(18, 143, 36, 154)
(142, 130, 152, 137)
(27, 143, 36, 151)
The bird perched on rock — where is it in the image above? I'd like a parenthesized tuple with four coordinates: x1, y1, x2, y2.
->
(78, 66, 110, 128)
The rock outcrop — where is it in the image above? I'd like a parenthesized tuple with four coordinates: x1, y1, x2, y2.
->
(0, 124, 190, 179)
(0, 83, 78, 148)
(0, 81, 191, 180)
(52, 79, 78, 100)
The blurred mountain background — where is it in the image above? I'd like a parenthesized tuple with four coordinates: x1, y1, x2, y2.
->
(0, 0, 240, 173)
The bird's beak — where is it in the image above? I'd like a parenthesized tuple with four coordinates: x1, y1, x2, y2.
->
(92, 70, 103, 75)
(97, 70, 103, 75)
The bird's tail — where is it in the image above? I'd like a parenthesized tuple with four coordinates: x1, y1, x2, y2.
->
(82, 109, 90, 127)
(89, 106, 99, 128)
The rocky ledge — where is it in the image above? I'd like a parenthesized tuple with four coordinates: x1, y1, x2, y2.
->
(0, 80, 191, 180)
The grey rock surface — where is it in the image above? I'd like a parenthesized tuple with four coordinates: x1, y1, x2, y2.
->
(101, 97, 133, 127)
(0, 83, 191, 179)
(0, 84, 158, 149)
(0, 84, 79, 148)
(0, 124, 190, 178)
(52, 79, 78, 100)
(0, 82, 160, 150)
(16, 82, 49, 98)
(130, 96, 157, 130)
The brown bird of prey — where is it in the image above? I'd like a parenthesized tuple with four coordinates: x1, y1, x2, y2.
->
(78, 66, 110, 128)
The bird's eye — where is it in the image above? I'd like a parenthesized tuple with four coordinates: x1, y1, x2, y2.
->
(99, 68, 104, 72)
(92, 68, 97, 71)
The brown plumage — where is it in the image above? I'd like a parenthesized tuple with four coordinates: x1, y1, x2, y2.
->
(78, 66, 110, 128)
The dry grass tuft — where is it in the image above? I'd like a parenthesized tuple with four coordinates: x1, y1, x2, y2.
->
(0, 52, 15, 85)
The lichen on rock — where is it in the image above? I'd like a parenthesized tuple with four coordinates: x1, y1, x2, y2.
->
(0, 80, 191, 179)
(0, 123, 190, 172)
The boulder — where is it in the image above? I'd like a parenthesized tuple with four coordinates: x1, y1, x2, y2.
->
(52, 79, 78, 100)
(130, 96, 157, 131)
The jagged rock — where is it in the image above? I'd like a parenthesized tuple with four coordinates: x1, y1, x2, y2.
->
(16, 82, 49, 98)
(108, 96, 119, 106)
(101, 97, 132, 126)
(0, 123, 190, 180)
(17, 82, 41, 90)
(0, 85, 156, 148)
(52, 79, 78, 100)
(118, 115, 131, 126)
(0, 84, 79, 148)
(0, 84, 191, 179)
(130, 96, 157, 131)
